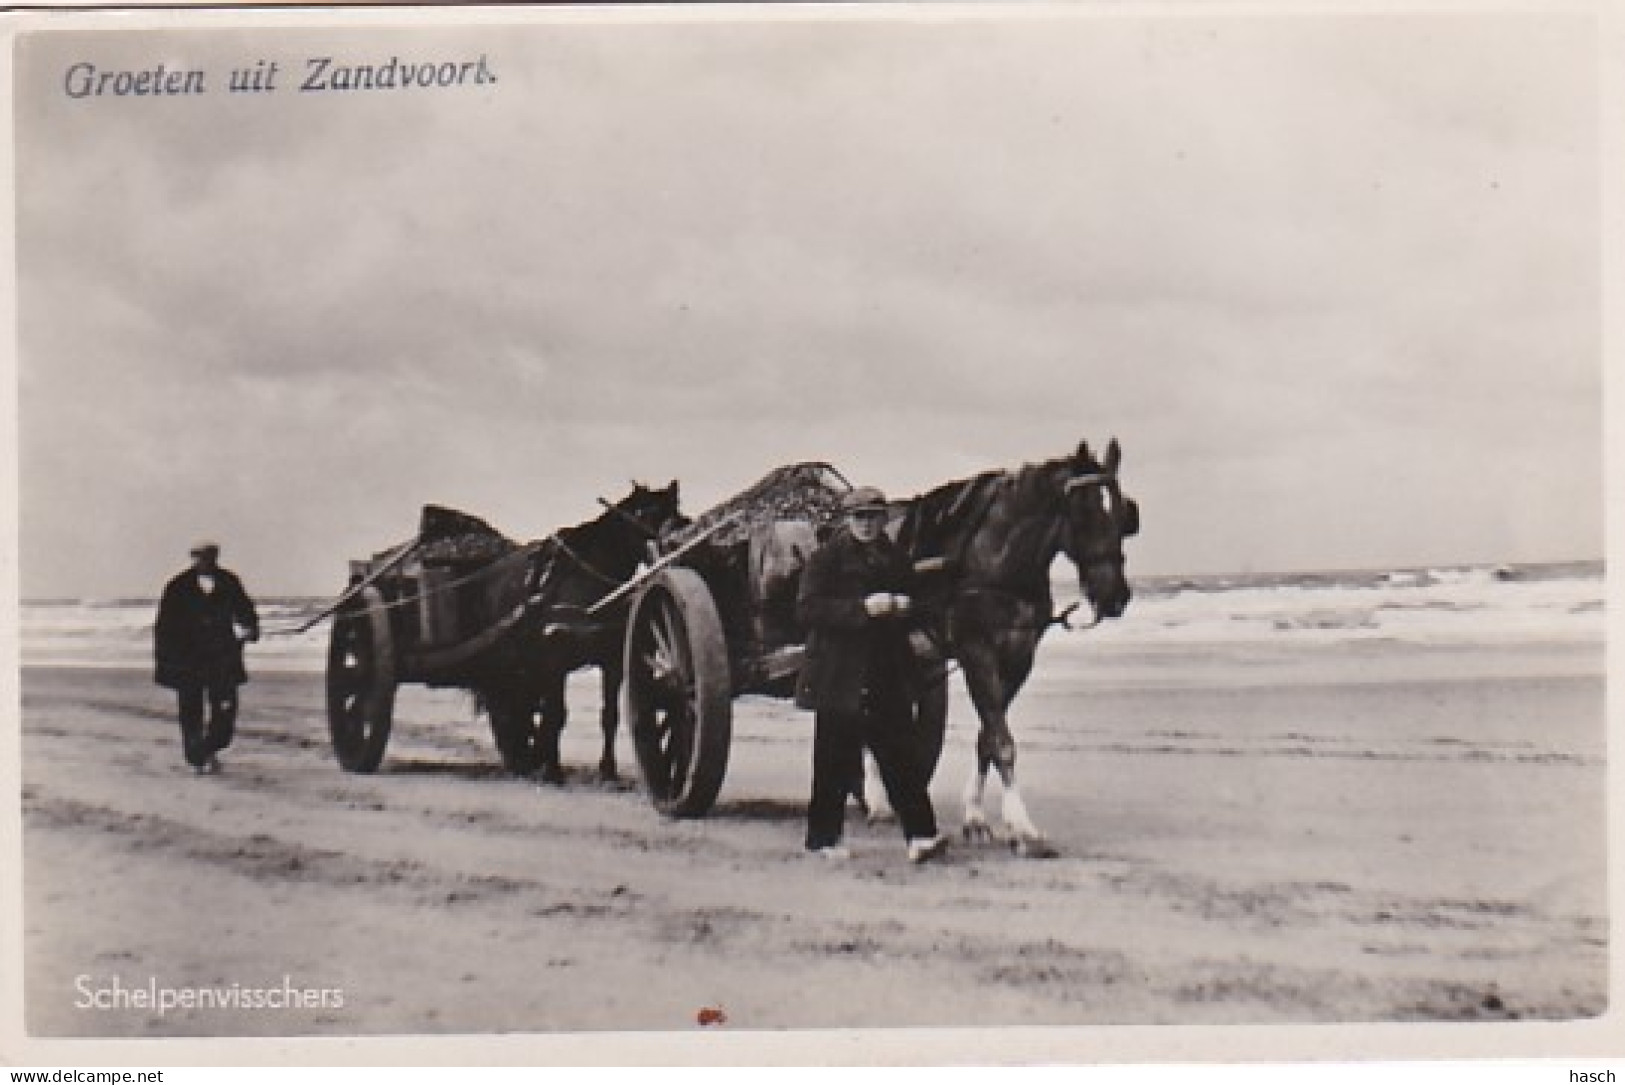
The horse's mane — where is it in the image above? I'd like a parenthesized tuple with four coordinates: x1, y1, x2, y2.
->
(556, 508, 622, 557)
(550, 488, 675, 578)
(898, 471, 999, 561)
(898, 457, 1071, 562)
(1009, 457, 1073, 505)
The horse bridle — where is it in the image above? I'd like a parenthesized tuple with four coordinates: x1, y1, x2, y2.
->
(1063, 468, 1138, 539)
(529, 495, 678, 608)
(1063, 471, 1113, 493)
(1058, 467, 1141, 629)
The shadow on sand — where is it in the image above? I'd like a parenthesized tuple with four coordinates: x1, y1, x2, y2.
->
(382, 758, 514, 781)
(707, 797, 806, 823)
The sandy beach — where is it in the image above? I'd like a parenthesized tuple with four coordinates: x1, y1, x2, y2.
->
(14, 3, 1613, 1065)
(20, 628, 1606, 1040)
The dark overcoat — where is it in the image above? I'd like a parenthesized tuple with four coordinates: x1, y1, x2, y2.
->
(153, 567, 259, 690)
(794, 528, 918, 714)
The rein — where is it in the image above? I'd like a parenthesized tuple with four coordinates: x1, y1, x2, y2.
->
(923, 586, 1092, 636)
(595, 495, 665, 540)
(906, 598, 1086, 685)
(545, 491, 679, 597)
(548, 532, 627, 590)
(271, 538, 547, 631)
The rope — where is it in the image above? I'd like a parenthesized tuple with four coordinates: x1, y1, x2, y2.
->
(920, 585, 1086, 633)
(549, 533, 625, 589)
(263, 555, 525, 635)
(902, 588, 1092, 689)
(264, 532, 635, 637)
(904, 466, 1101, 643)
(595, 495, 667, 541)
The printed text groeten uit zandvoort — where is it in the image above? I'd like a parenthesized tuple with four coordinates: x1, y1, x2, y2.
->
(62, 54, 498, 97)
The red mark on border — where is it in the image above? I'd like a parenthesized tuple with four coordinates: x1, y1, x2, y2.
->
(696, 1006, 727, 1027)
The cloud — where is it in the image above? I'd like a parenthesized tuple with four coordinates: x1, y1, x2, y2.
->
(15, 10, 1602, 595)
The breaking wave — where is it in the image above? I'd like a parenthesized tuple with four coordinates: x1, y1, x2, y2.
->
(20, 561, 1604, 671)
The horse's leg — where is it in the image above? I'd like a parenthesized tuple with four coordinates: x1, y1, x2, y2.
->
(598, 656, 622, 782)
(989, 648, 1054, 858)
(956, 641, 1005, 844)
(535, 667, 568, 786)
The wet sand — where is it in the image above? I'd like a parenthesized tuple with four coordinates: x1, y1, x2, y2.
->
(19, 636, 1607, 1043)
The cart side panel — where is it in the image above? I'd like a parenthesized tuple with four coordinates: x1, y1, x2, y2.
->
(411, 547, 534, 648)
(417, 565, 453, 646)
(748, 519, 819, 652)
(678, 518, 826, 697)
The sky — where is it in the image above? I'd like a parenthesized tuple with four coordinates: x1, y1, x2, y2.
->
(14, 6, 1605, 599)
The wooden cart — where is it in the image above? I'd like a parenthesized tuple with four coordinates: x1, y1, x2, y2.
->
(615, 464, 949, 817)
(323, 491, 684, 775)
(322, 508, 556, 773)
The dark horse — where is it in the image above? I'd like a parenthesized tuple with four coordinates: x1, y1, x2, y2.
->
(481, 482, 685, 784)
(897, 439, 1139, 857)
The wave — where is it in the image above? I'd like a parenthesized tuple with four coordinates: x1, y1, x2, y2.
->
(1068, 562, 1603, 650)
(20, 599, 337, 672)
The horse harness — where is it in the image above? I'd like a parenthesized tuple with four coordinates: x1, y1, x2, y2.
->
(900, 471, 1093, 668)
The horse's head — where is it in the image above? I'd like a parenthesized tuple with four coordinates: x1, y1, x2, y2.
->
(603, 481, 687, 549)
(1058, 438, 1138, 623)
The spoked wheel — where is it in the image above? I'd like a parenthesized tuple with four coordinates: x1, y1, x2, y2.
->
(326, 586, 396, 772)
(484, 687, 541, 777)
(623, 568, 731, 817)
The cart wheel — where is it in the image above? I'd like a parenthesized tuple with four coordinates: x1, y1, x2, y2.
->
(623, 568, 731, 817)
(326, 586, 395, 773)
(917, 669, 949, 783)
(484, 688, 541, 777)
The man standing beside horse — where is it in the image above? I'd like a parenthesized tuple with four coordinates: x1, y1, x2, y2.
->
(154, 541, 260, 775)
(796, 486, 949, 864)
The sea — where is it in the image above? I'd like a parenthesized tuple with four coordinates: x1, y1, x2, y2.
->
(18, 560, 1605, 673)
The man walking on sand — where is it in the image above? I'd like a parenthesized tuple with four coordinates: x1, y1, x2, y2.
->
(154, 541, 260, 775)
(796, 486, 949, 864)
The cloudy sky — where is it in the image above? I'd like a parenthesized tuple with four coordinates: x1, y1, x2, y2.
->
(15, 6, 1603, 599)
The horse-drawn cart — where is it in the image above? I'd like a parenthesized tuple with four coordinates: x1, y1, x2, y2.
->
(317, 441, 1137, 858)
(322, 486, 684, 775)
(615, 440, 1138, 856)
(615, 463, 950, 818)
